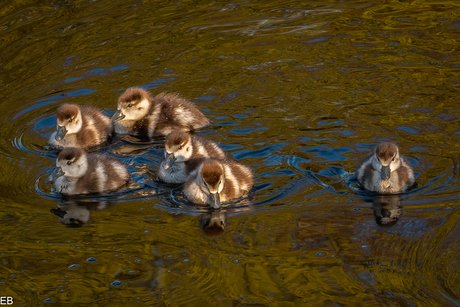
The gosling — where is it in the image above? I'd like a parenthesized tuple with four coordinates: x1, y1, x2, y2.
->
(48, 104, 113, 149)
(184, 159, 254, 209)
(158, 131, 226, 184)
(51, 147, 129, 195)
(356, 142, 415, 194)
(112, 88, 210, 137)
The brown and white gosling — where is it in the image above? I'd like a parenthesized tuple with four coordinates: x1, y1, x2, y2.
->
(48, 104, 113, 149)
(158, 131, 226, 184)
(50, 147, 129, 195)
(184, 159, 254, 209)
(111, 88, 210, 137)
(356, 142, 416, 194)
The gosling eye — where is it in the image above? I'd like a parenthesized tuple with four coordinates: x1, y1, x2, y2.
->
(69, 118, 73, 123)
(178, 145, 183, 150)
(128, 103, 133, 107)
(67, 161, 72, 165)
(392, 157, 395, 162)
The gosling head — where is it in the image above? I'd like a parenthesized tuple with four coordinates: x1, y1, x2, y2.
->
(112, 88, 151, 122)
(53, 147, 88, 179)
(198, 159, 225, 209)
(372, 142, 401, 180)
(55, 104, 83, 140)
(162, 132, 193, 170)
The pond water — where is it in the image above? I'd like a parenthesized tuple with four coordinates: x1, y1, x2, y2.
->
(1, 0, 460, 305)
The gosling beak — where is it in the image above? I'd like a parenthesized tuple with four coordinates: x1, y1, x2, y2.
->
(162, 153, 176, 170)
(51, 167, 65, 179)
(209, 192, 221, 209)
(111, 110, 125, 122)
(50, 208, 67, 218)
(381, 165, 391, 180)
(55, 125, 67, 141)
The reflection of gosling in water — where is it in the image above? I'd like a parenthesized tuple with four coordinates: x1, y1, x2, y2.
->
(51, 147, 129, 195)
(111, 88, 210, 137)
(373, 195, 402, 227)
(199, 211, 226, 237)
(50, 201, 108, 227)
(158, 131, 226, 184)
(184, 159, 254, 209)
(50, 203, 90, 227)
(48, 104, 113, 149)
(356, 142, 415, 193)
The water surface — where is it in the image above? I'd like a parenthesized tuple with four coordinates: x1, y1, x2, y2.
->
(1, 0, 460, 305)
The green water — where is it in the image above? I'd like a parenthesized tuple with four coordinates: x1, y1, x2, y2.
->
(1, 0, 460, 305)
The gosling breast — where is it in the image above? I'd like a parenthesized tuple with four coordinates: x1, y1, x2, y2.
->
(356, 142, 415, 194)
(112, 88, 210, 137)
(158, 131, 226, 184)
(48, 104, 113, 149)
(51, 147, 129, 195)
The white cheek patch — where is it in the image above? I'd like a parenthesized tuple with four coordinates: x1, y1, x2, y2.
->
(176, 145, 192, 161)
(66, 112, 83, 134)
(124, 99, 150, 120)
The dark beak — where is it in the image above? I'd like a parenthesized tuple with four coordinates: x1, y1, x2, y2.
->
(209, 192, 221, 209)
(55, 125, 67, 141)
(50, 208, 67, 218)
(162, 153, 176, 170)
(381, 165, 391, 180)
(51, 167, 65, 180)
(111, 110, 125, 122)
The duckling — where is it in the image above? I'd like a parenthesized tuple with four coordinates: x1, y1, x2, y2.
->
(111, 88, 210, 137)
(356, 142, 415, 193)
(158, 131, 226, 184)
(50, 147, 129, 195)
(184, 159, 254, 209)
(48, 104, 113, 149)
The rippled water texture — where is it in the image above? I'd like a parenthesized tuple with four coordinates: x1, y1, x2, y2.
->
(1, 0, 460, 305)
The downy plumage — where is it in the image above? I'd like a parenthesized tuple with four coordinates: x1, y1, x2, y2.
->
(48, 104, 113, 149)
(356, 142, 415, 194)
(158, 131, 226, 184)
(112, 88, 210, 137)
(51, 147, 129, 195)
(184, 158, 254, 209)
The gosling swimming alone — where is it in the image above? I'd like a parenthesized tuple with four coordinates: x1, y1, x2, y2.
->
(51, 147, 129, 195)
(112, 88, 210, 138)
(48, 104, 113, 149)
(158, 131, 226, 184)
(184, 158, 254, 209)
(356, 142, 415, 194)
